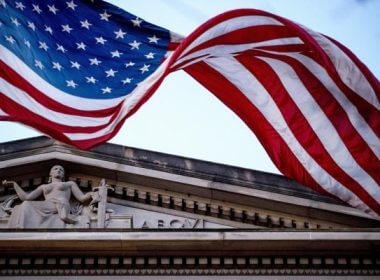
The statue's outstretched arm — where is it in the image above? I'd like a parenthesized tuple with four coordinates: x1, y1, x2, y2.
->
(2, 180, 43, 201)
(70, 181, 88, 202)
(70, 181, 99, 204)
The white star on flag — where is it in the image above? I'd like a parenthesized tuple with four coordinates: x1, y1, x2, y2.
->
(111, 50, 123, 58)
(105, 69, 118, 77)
(125, 61, 135, 68)
(70, 61, 81, 69)
(34, 59, 44, 69)
(32, 4, 42, 14)
(44, 25, 53, 35)
(145, 52, 155, 59)
(100, 10, 111, 21)
(80, 20, 92, 29)
(15, 2, 26, 10)
(131, 17, 143, 27)
(139, 64, 150, 73)
(122, 77, 132, 85)
(101, 87, 112, 94)
(38, 41, 49, 51)
(66, 80, 77, 88)
(62, 24, 73, 33)
(86, 76, 97, 84)
(52, 62, 63, 71)
(76, 42, 87, 50)
(89, 58, 102, 66)
(148, 35, 160, 44)
(56, 44, 67, 53)
(95, 36, 107, 44)
(11, 17, 21, 27)
(114, 29, 126, 39)
(24, 39, 31, 48)
(27, 21, 36, 31)
(48, 4, 59, 15)
(5, 35, 15, 44)
(129, 40, 141, 50)
(66, 1, 77, 10)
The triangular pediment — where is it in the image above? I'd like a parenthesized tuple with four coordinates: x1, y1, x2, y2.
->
(0, 136, 379, 230)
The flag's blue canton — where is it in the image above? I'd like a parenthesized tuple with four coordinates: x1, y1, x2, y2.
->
(0, 0, 170, 99)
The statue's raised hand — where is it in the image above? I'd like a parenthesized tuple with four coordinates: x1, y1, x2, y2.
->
(89, 191, 101, 206)
(2, 180, 15, 187)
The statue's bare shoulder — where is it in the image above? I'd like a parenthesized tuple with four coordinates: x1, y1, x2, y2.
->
(66, 181, 77, 187)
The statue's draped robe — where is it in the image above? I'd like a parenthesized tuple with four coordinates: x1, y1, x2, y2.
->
(8, 182, 87, 228)
(8, 198, 67, 228)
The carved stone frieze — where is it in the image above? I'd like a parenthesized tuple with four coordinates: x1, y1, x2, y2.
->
(0, 168, 235, 229)
(0, 172, 348, 229)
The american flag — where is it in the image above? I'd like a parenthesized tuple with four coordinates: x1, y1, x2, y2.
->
(0, 0, 182, 147)
(1, 1, 379, 217)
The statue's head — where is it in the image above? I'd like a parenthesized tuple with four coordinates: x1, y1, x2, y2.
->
(49, 165, 65, 182)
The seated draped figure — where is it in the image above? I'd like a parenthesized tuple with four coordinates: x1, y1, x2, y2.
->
(3, 165, 100, 229)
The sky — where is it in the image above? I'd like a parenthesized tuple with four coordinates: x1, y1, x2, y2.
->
(0, 0, 379, 175)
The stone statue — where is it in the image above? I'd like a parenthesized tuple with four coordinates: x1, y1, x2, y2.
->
(2, 165, 100, 228)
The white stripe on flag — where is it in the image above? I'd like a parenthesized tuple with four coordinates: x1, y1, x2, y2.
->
(205, 55, 377, 216)
(303, 27, 379, 109)
(0, 108, 8, 117)
(178, 15, 284, 60)
(0, 78, 112, 127)
(170, 31, 185, 43)
(172, 37, 303, 69)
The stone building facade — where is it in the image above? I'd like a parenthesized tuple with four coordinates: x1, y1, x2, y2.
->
(0, 136, 379, 278)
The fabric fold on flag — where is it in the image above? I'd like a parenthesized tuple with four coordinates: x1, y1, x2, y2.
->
(0, 1, 379, 218)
